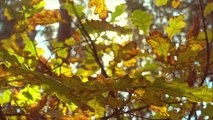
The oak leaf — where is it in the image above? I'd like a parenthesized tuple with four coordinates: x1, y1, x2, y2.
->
(131, 10, 152, 36)
(146, 31, 172, 61)
(88, 0, 108, 20)
(165, 15, 186, 39)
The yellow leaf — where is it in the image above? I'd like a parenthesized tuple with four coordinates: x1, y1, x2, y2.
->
(134, 88, 145, 97)
(31, 0, 43, 5)
(146, 31, 172, 61)
(165, 15, 186, 39)
(1, 34, 16, 49)
(3, 8, 13, 20)
(171, 0, 181, 8)
(65, 38, 77, 46)
(155, 0, 168, 6)
(88, 0, 108, 19)
(190, 43, 204, 51)
(150, 105, 169, 116)
(60, 63, 72, 77)
(36, 48, 45, 56)
(88, 98, 105, 118)
(123, 58, 137, 67)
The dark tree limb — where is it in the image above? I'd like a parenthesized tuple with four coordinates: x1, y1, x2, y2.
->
(187, 102, 196, 120)
(187, 1, 211, 119)
(70, 2, 108, 78)
(199, 0, 211, 86)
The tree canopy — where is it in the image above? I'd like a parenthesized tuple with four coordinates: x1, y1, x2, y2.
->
(0, 0, 213, 120)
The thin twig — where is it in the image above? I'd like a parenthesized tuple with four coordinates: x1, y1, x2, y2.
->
(101, 105, 150, 120)
(199, 0, 210, 86)
(187, 102, 196, 120)
(101, 89, 135, 119)
(70, 2, 108, 77)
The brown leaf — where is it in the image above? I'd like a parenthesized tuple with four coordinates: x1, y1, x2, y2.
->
(28, 10, 63, 30)
(120, 42, 138, 61)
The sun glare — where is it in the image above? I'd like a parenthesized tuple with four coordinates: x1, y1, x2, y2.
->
(44, 0, 60, 10)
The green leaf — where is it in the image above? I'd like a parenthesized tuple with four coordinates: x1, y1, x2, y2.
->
(131, 10, 153, 35)
(112, 75, 150, 90)
(57, 48, 68, 59)
(165, 15, 186, 39)
(17, 85, 41, 106)
(13, 67, 94, 111)
(113, 75, 135, 90)
(0, 89, 12, 105)
(88, 98, 105, 118)
(154, 0, 169, 6)
(63, 3, 84, 17)
(65, 38, 77, 46)
(110, 4, 126, 22)
(190, 86, 213, 102)
(197, 29, 213, 41)
(21, 32, 36, 57)
(0, 48, 21, 65)
(51, 40, 64, 48)
(152, 78, 213, 102)
(204, 2, 213, 17)
(142, 88, 167, 106)
(177, 43, 203, 65)
(143, 61, 160, 71)
(83, 20, 131, 34)
(201, 104, 213, 118)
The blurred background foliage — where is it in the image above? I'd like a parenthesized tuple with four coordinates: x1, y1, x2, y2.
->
(0, 0, 213, 119)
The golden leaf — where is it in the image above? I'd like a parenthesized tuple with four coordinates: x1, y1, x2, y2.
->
(171, 0, 181, 8)
(146, 31, 172, 61)
(3, 8, 13, 20)
(88, 0, 108, 20)
(28, 10, 62, 30)
(150, 105, 169, 116)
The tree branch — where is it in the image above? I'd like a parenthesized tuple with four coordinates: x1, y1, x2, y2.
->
(199, 0, 211, 86)
(187, 102, 196, 120)
(101, 89, 135, 119)
(70, 2, 108, 77)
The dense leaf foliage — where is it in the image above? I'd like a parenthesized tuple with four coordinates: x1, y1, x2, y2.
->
(0, 0, 212, 119)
